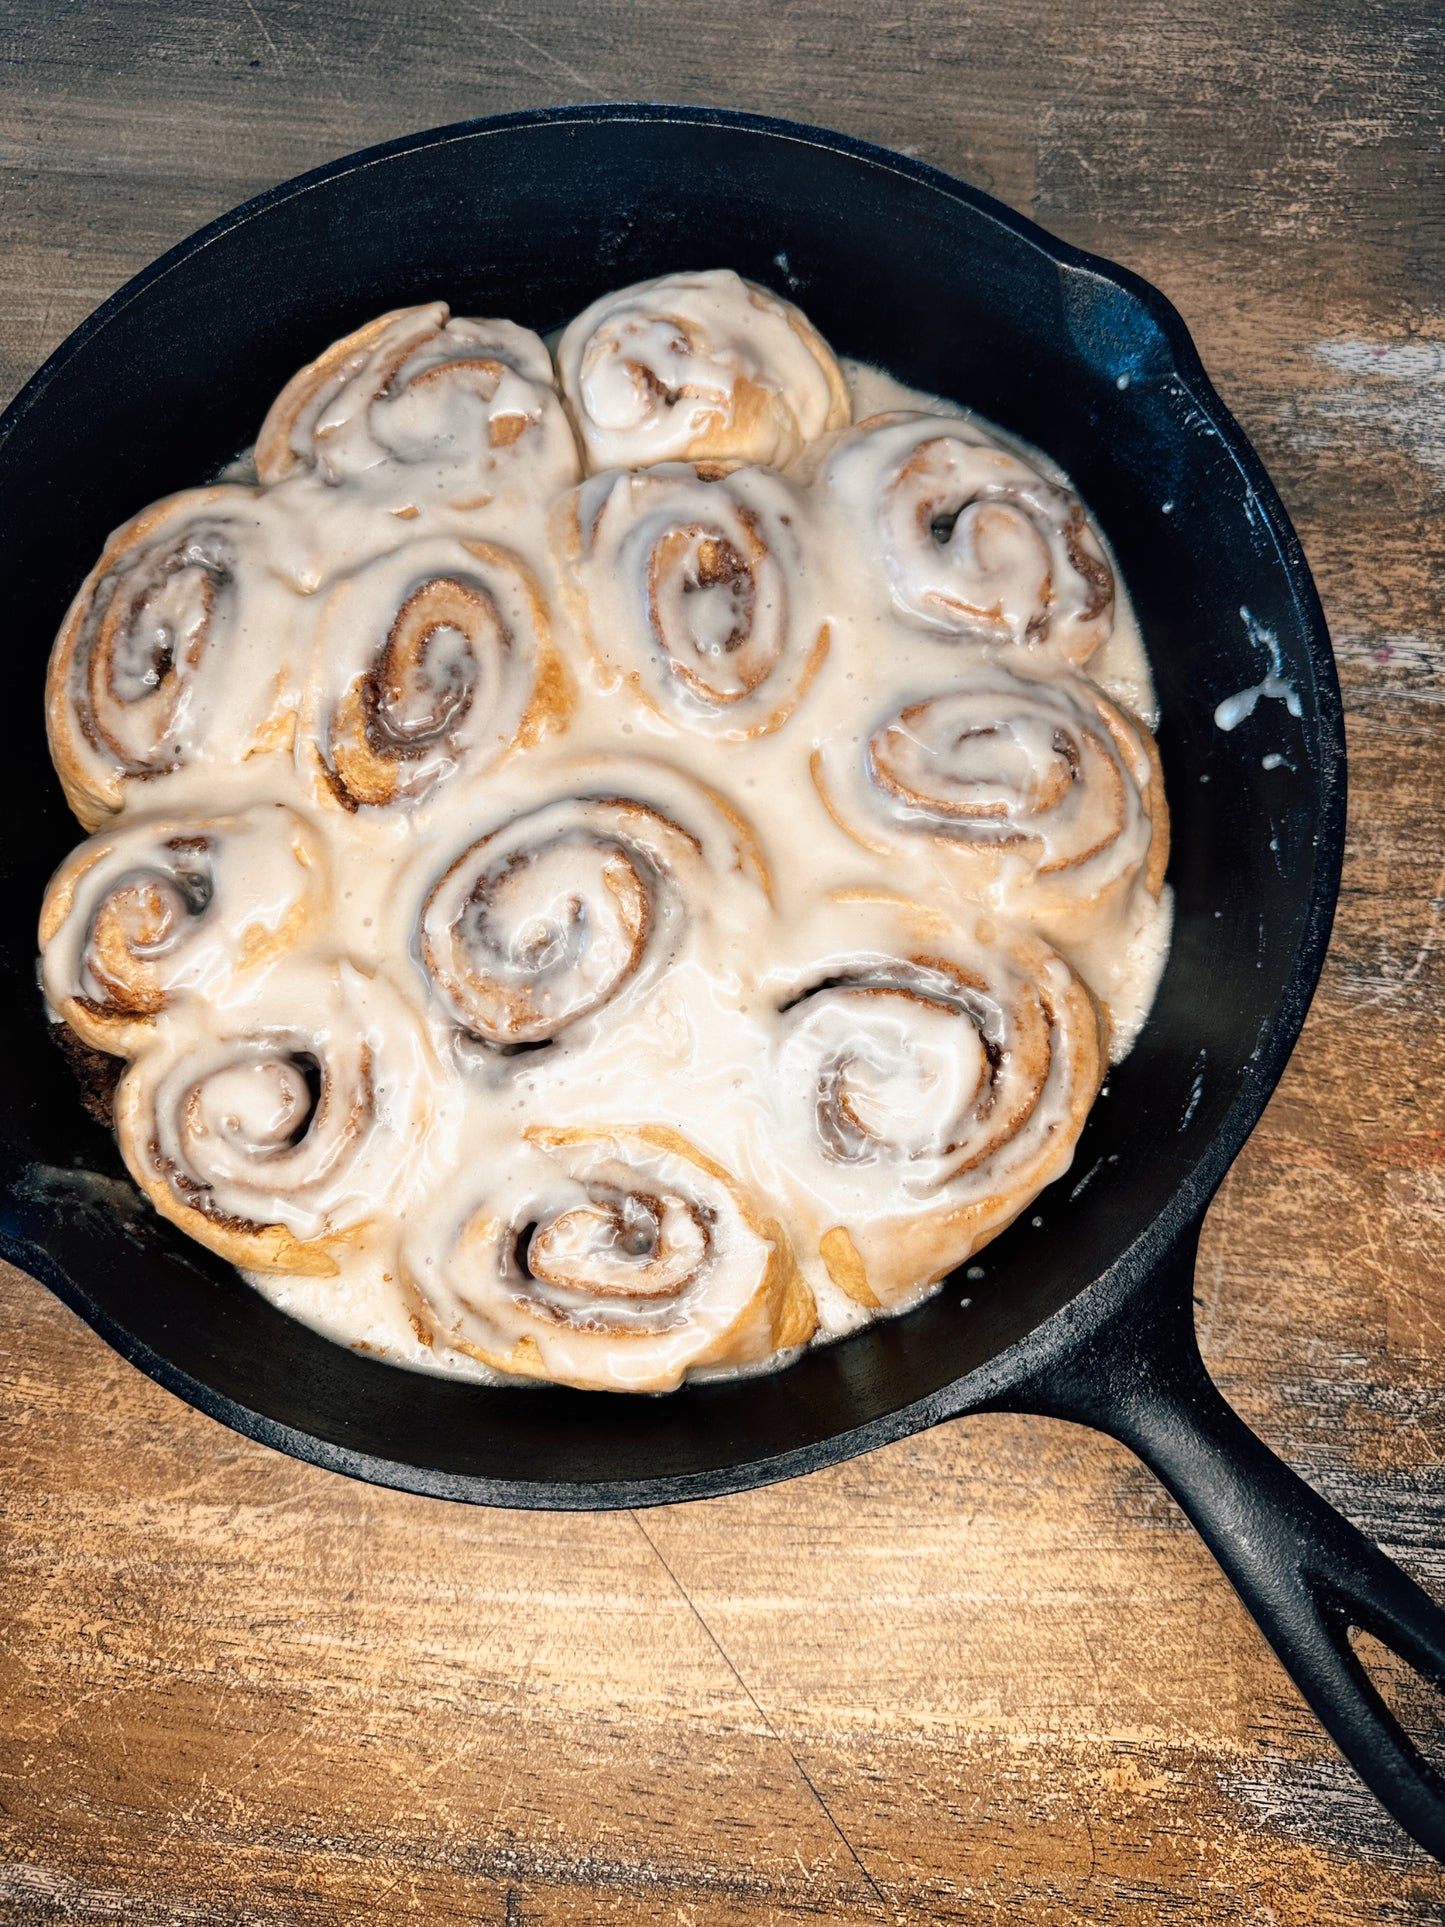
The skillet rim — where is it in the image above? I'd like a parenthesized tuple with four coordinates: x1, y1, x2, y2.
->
(0, 102, 1346, 1507)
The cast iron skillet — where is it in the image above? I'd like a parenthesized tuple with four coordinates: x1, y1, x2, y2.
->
(2, 105, 1443, 1856)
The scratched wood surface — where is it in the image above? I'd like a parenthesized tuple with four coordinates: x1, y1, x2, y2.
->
(2, 2, 1443, 1920)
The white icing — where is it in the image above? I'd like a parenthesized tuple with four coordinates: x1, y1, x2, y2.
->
(45, 487, 315, 827)
(813, 661, 1166, 949)
(256, 304, 580, 502)
(556, 461, 827, 738)
(41, 286, 1173, 1393)
(113, 959, 459, 1258)
(821, 412, 1114, 662)
(556, 269, 848, 471)
(1214, 606, 1303, 731)
(403, 1125, 809, 1392)
(39, 802, 326, 1052)
(298, 534, 562, 811)
(757, 897, 1104, 1314)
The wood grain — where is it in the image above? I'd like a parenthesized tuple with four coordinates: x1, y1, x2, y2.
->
(2, 0, 1443, 1917)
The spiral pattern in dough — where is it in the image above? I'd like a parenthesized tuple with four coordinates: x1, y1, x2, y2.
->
(40, 281, 1170, 1394)
(765, 899, 1105, 1310)
(403, 1124, 815, 1391)
(39, 803, 326, 1053)
(115, 963, 450, 1277)
(816, 666, 1167, 937)
(418, 766, 770, 1047)
(46, 488, 306, 828)
(556, 462, 829, 737)
(255, 303, 580, 499)
(824, 413, 1114, 663)
(302, 537, 571, 810)
(557, 269, 850, 472)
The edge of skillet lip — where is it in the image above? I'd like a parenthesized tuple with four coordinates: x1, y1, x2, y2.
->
(0, 102, 1347, 1510)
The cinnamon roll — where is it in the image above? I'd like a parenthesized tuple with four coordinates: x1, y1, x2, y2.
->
(403, 1124, 814, 1391)
(556, 269, 850, 472)
(555, 463, 830, 737)
(39, 803, 326, 1054)
(824, 413, 1114, 663)
(417, 763, 771, 1048)
(38, 276, 1174, 1394)
(115, 963, 451, 1277)
(255, 303, 579, 501)
(302, 537, 571, 811)
(764, 898, 1105, 1310)
(46, 489, 307, 828)
(816, 666, 1167, 937)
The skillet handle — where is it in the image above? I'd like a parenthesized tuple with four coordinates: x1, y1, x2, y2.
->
(1001, 1220, 1445, 1860)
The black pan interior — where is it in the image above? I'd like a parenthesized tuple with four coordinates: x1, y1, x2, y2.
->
(0, 108, 1342, 1504)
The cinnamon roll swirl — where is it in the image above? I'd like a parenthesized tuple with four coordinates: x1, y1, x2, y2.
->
(765, 899, 1105, 1310)
(403, 1125, 814, 1391)
(39, 803, 326, 1054)
(302, 537, 571, 811)
(555, 463, 829, 737)
(115, 963, 451, 1277)
(38, 276, 1174, 1393)
(824, 414, 1114, 663)
(557, 269, 850, 473)
(418, 764, 770, 1048)
(255, 303, 579, 500)
(817, 666, 1168, 937)
(46, 489, 307, 828)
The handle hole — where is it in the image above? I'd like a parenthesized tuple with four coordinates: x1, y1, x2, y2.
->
(1349, 1626, 1445, 1770)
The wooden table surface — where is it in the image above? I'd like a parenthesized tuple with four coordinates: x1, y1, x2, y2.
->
(2, 3, 1443, 1919)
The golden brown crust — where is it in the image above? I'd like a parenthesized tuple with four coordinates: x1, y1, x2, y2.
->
(46, 493, 197, 830)
(1140, 720, 1171, 900)
(408, 1123, 816, 1392)
(45, 488, 298, 831)
(820, 1225, 881, 1309)
(305, 539, 572, 814)
(115, 1053, 345, 1278)
(818, 674, 1170, 946)
(772, 914, 1108, 1313)
(39, 808, 326, 1055)
(255, 308, 423, 482)
(557, 466, 829, 741)
(559, 272, 851, 474)
(774, 295, 853, 437)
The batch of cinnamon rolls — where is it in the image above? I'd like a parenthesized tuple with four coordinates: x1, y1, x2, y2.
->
(40, 269, 1171, 1394)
